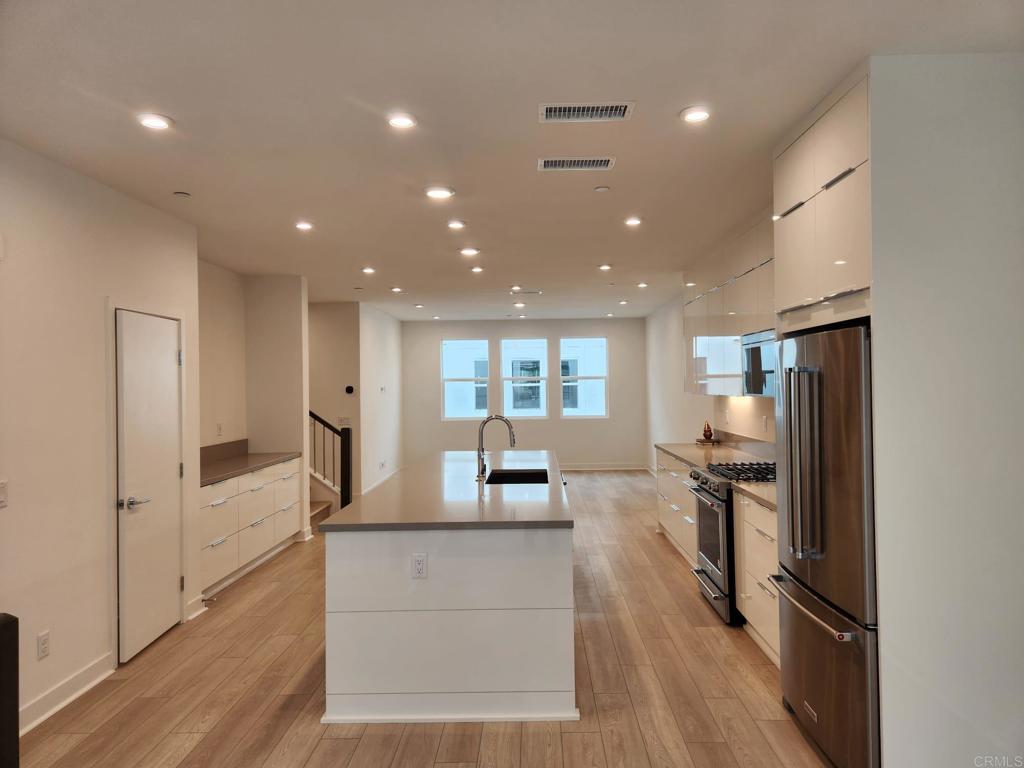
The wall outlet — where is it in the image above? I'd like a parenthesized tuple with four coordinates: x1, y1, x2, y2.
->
(724, 410, 730, 425)
(411, 553, 427, 579)
(762, 415, 769, 433)
(216, 422, 223, 437)
(0, 479, 7, 510)
(379, 460, 386, 471)
(37, 630, 50, 659)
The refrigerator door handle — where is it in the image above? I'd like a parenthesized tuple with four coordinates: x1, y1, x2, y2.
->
(787, 366, 823, 559)
(785, 368, 804, 556)
(770, 575, 854, 642)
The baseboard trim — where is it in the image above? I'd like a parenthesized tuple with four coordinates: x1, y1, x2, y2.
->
(744, 624, 781, 668)
(186, 596, 208, 622)
(298, 527, 314, 542)
(19, 651, 115, 734)
(202, 537, 297, 599)
(360, 467, 400, 495)
(560, 463, 648, 471)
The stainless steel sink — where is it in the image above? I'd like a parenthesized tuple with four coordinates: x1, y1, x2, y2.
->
(485, 468, 549, 485)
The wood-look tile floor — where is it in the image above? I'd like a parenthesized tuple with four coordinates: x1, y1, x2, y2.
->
(20, 471, 826, 768)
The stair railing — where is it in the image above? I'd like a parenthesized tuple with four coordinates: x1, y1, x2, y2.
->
(308, 411, 352, 507)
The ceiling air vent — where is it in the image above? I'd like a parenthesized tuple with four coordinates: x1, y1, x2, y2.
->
(540, 102, 634, 123)
(538, 156, 616, 172)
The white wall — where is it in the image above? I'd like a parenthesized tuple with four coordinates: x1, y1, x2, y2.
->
(644, 300, 714, 469)
(0, 139, 200, 728)
(359, 304, 402, 492)
(198, 260, 247, 446)
(870, 53, 1024, 764)
(713, 395, 775, 443)
(309, 302, 361, 492)
(403, 318, 648, 470)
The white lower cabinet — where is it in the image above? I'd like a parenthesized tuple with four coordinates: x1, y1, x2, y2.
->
(199, 456, 303, 590)
(201, 533, 238, 588)
(734, 492, 781, 659)
(739, 570, 780, 654)
(656, 450, 699, 565)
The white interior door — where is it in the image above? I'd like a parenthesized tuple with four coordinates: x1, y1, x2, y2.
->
(116, 309, 183, 662)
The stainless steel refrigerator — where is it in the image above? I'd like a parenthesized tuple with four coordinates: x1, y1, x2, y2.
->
(771, 322, 880, 768)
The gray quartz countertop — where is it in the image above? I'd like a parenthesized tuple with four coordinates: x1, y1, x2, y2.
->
(200, 451, 301, 486)
(319, 450, 573, 531)
(655, 442, 777, 511)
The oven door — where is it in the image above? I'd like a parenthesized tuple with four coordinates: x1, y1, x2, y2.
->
(688, 484, 732, 622)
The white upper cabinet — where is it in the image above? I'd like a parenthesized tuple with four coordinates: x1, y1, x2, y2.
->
(773, 129, 817, 216)
(815, 160, 871, 298)
(774, 195, 817, 311)
(813, 78, 869, 189)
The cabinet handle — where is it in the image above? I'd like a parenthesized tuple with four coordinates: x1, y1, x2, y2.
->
(669, 503, 680, 512)
(668, 471, 679, 478)
(281, 472, 297, 480)
(657, 492, 667, 500)
(756, 580, 777, 599)
(210, 498, 228, 507)
(682, 515, 695, 525)
(251, 517, 266, 527)
(657, 465, 666, 471)
(779, 199, 805, 219)
(823, 166, 856, 190)
(754, 526, 776, 543)
(210, 536, 228, 548)
(278, 502, 297, 512)
(250, 484, 265, 493)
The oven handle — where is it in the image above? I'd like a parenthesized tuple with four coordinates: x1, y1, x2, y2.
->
(685, 484, 723, 511)
(691, 569, 726, 601)
(770, 575, 855, 642)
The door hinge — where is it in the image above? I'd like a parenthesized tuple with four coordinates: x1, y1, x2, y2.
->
(179, 462, 184, 478)
(177, 350, 183, 366)
(180, 575, 185, 592)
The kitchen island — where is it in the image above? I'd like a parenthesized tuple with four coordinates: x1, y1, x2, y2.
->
(318, 449, 577, 723)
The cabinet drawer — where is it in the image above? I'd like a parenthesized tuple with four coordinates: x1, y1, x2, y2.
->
(275, 502, 301, 543)
(743, 518, 779, 586)
(659, 496, 697, 564)
(200, 477, 238, 508)
(238, 515, 276, 565)
(740, 570, 780, 653)
(237, 484, 274, 528)
(274, 458, 301, 480)
(773, 128, 817, 216)
(199, 496, 239, 548)
(815, 159, 871, 299)
(237, 467, 279, 493)
(656, 450, 689, 474)
(812, 77, 868, 190)
(274, 472, 300, 512)
(774, 196, 817, 312)
(201, 533, 238, 589)
(736, 493, 777, 538)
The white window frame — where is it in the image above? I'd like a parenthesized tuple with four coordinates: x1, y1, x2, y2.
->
(500, 337, 549, 420)
(440, 338, 490, 421)
(559, 336, 610, 419)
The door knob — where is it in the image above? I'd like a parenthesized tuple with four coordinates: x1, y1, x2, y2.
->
(119, 496, 152, 510)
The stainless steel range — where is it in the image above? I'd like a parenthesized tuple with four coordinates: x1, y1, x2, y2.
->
(686, 466, 744, 625)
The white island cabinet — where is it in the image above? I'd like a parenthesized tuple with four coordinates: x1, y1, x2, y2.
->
(318, 450, 577, 724)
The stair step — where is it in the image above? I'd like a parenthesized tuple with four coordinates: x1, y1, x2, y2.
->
(310, 500, 332, 520)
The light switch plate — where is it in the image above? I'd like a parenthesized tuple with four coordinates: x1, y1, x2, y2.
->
(0, 479, 7, 510)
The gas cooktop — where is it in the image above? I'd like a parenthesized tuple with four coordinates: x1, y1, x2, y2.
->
(707, 462, 776, 483)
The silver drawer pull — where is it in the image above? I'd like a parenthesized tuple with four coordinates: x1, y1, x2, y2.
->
(668, 471, 679, 478)
(281, 472, 297, 480)
(210, 536, 228, 548)
(251, 517, 266, 527)
(756, 580, 777, 599)
(210, 498, 228, 507)
(669, 503, 680, 512)
(682, 515, 695, 525)
(754, 527, 776, 543)
(250, 484, 265, 493)
(278, 502, 297, 512)
(770, 575, 855, 642)
(656, 465, 666, 471)
(657, 492, 667, 500)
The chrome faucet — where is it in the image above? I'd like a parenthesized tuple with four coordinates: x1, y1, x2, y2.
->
(477, 414, 516, 480)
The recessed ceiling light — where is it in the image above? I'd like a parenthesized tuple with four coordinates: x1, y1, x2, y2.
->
(518, 315, 527, 319)
(619, 300, 628, 305)
(414, 304, 424, 309)
(513, 302, 526, 308)
(510, 285, 522, 292)
(685, 282, 697, 287)
(362, 267, 375, 274)
(137, 113, 173, 130)
(606, 313, 615, 317)
(834, 260, 847, 265)
(448, 219, 466, 230)
(426, 187, 455, 199)
(681, 106, 711, 123)
(471, 266, 483, 273)
(460, 247, 479, 257)
(594, 186, 610, 193)
(391, 287, 403, 293)
(432, 315, 440, 320)
(387, 112, 417, 129)
(295, 221, 313, 231)
(772, 214, 781, 222)
(599, 264, 612, 271)
(637, 282, 648, 288)
(172, 190, 191, 198)
(625, 216, 642, 227)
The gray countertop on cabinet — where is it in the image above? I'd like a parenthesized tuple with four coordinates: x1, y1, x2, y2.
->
(200, 451, 301, 486)
(655, 442, 777, 511)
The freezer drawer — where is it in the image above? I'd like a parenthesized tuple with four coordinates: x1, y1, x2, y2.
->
(772, 571, 879, 768)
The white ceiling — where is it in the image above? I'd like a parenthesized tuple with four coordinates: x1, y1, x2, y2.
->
(2, 0, 1022, 320)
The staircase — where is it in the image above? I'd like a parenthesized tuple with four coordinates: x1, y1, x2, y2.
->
(308, 410, 353, 520)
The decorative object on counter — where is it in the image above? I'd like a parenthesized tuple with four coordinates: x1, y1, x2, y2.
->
(697, 420, 720, 445)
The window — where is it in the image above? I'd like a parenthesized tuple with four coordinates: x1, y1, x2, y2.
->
(441, 339, 489, 419)
(560, 337, 608, 417)
(501, 338, 547, 417)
